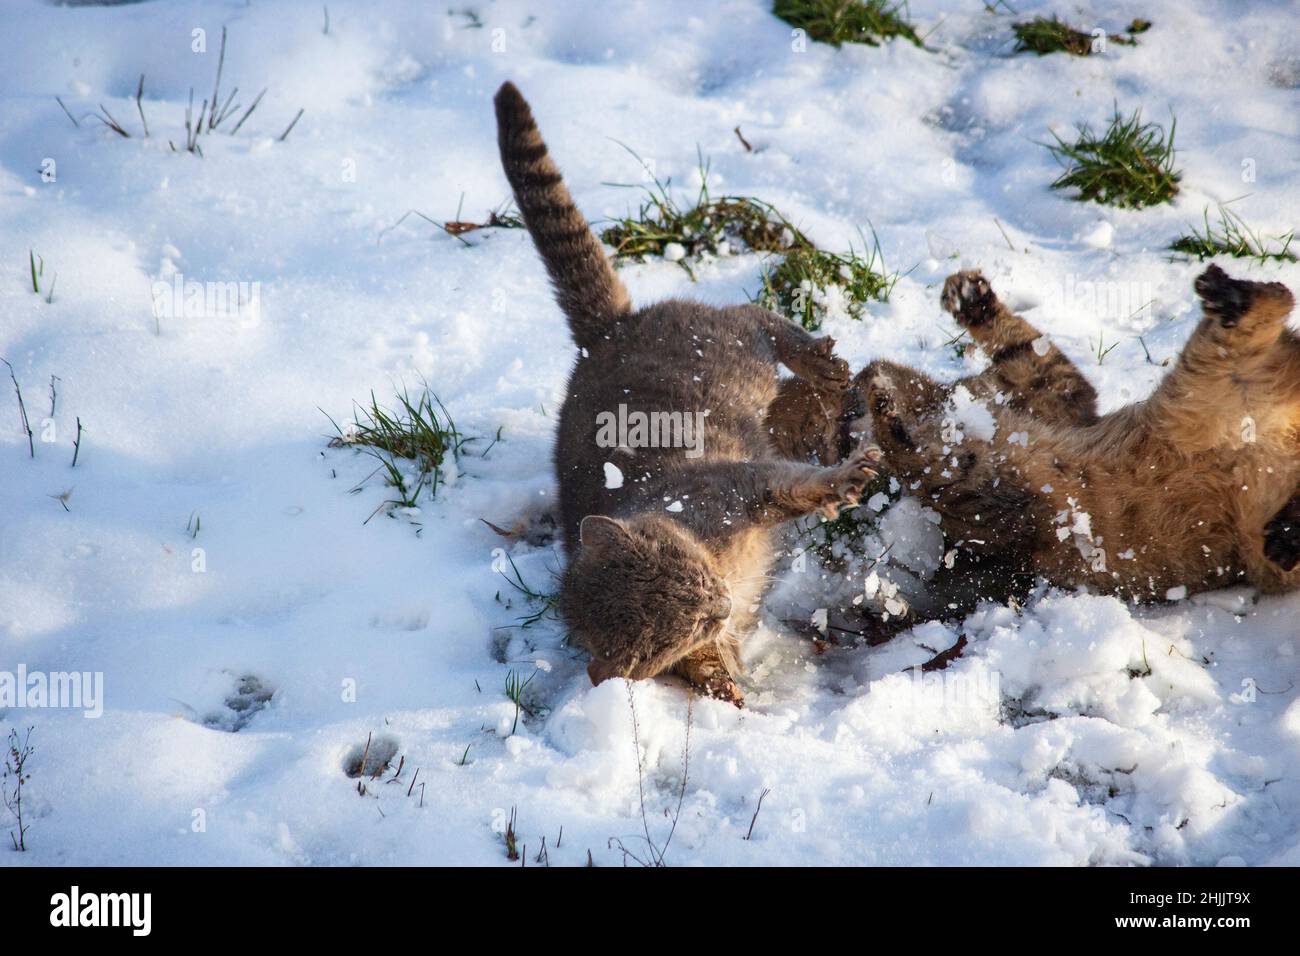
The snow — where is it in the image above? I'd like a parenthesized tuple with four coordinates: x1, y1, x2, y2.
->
(1, 0, 1299, 866)
(946, 383, 997, 441)
(1081, 220, 1115, 249)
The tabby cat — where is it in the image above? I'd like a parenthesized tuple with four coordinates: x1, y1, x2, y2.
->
(494, 81, 880, 703)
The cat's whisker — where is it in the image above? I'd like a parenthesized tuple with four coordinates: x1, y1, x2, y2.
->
(727, 573, 781, 586)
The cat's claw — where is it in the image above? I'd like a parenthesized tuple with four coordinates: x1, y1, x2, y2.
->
(817, 445, 881, 517)
(941, 270, 999, 328)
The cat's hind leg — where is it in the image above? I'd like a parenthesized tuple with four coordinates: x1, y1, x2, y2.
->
(1142, 265, 1296, 451)
(942, 270, 1099, 426)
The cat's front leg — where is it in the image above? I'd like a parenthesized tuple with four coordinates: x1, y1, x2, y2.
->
(738, 305, 850, 392)
(777, 330, 852, 392)
(763, 445, 882, 521)
(654, 455, 880, 530)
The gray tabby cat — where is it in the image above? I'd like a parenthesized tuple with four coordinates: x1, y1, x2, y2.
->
(494, 82, 878, 704)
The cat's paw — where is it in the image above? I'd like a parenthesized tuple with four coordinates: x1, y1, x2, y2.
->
(1263, 499, 1300, 571)
(700, 672, 745, 708)
(1196, 264, 1256, 329)
(815, 445, 881, 517)
(675, 647, 745, 707)
(941, 270, 999, 328)
(787, 334, 850, 393)
(1196, 264, 1295, 329)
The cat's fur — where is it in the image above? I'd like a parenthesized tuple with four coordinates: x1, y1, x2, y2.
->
(494, 81, 879, 703)
(769, 265, 1300, 609)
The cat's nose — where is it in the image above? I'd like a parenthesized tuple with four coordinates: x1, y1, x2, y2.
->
(709, 594, 732, 621)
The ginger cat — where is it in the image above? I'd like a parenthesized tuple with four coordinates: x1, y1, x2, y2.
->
(769, 265, 1300, 613)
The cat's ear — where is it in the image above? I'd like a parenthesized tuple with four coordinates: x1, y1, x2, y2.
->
(579, 514, 630, 550)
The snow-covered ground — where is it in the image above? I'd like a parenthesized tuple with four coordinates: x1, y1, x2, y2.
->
(2, 0, 1299, 866)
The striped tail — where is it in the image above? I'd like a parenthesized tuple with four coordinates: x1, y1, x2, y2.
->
(494, 81, 630, 349)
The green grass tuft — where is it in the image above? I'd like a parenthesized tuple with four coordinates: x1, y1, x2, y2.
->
(326, 384, 469, 513)
(504, 668, 538, 735)
(773, 0, 924, 49)
(800, 504, 881, 562)
(756, 235, 897, 330)
(495, 551, 561, 630)
(602, 150, 900, 331)
(600, 151, 808, 279)
(1169, 206, 1296, 265)
(1012, 15, 1150, 56)
(1044, 105, 1179, 209)
(28, 251, 56, 304)
(794, 485, 896, 579)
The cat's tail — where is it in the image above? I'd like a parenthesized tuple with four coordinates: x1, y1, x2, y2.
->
(494, 81, 631, 349)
